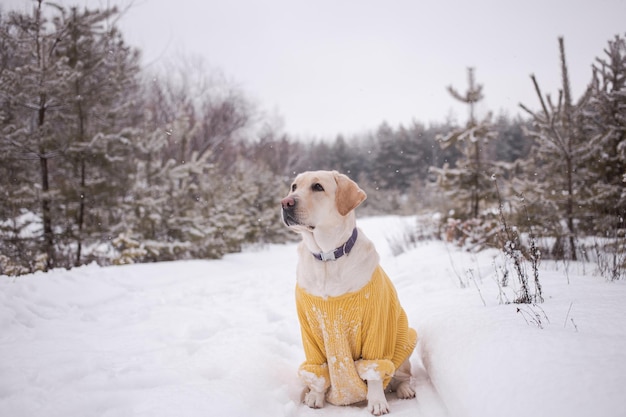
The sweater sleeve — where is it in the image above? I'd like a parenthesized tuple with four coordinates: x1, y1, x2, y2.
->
(296, 287, 331, 392)
(358, 267, 411, 384)
(358, 295, 397, 383)
(355, 358, 396, 382)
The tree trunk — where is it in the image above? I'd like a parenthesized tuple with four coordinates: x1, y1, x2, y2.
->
(565, 157, 577, 260)
(75, 157, 86, 266)
(74, 92, 86, 267)
(472, 140, 481, 218)
(39, 154, 54, 270)
(38, 92, 55, 270)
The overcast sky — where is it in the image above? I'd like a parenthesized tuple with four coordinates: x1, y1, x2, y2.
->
(3, 0, 626, 139)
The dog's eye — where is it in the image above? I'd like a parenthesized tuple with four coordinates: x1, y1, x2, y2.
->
(291, 184, 297, 192)
(312, 183, 324, 192)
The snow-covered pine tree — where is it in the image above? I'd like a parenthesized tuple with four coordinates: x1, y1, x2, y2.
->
(55, 6, 142, 266)
(580, 34, 626, 235)
(214, 158, 293, 248)
(0, 0, 75, 270)
(0, 12, 40, 272)
(519, 37, 593, 260)
(115, 64, 206, 262)
(0, 2, 142, 270)
(119, 109, 202, 262)
(432, 68, 500, 220)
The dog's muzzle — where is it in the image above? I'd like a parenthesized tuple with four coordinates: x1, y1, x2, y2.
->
(281, 196, 300, 227)
(282, 208, 300, 227)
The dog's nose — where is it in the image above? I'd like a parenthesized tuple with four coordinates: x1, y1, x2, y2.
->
(281, 196, 295, 209)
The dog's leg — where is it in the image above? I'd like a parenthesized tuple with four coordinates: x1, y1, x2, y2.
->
(299, 371, 328, 409)
(303, 387, 326, 409)
(389, 358, 415, 399)
(366, 379, 389, 416)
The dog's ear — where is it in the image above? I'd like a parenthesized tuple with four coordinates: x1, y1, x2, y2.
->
(334, 171, 367, 216)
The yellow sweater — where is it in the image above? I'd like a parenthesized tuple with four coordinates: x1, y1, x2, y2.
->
(296, 265, 417, 406)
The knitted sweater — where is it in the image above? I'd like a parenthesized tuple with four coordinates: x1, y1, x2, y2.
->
(296, 265, 417, 406)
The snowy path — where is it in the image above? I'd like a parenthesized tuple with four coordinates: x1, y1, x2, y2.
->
(1, 216, 626, 417)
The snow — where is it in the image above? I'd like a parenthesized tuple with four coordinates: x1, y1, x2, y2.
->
(1, 216, 625, 417)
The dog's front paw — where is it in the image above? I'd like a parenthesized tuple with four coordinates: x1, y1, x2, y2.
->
(303, 389, 325, 409)
(395, 380, 416, 399)
(366, 379, 389, 416)
(367, 398, 390, 416)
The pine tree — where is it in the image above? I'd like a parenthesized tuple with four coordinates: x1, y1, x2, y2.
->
(121, 119, 220, 262)
(519, 37, 593, 260)
(57, 6, 141, 266)
(580, 34, 626, 235)
(432, 68, 499, 219)
(0, 2, 142, 270)
(0, 0, 73, 269)
(0, 12, 39, 272)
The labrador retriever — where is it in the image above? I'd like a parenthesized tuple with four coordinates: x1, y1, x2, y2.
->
(281, 170, 417, 415)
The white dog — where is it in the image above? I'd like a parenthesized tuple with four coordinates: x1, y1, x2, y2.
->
(281, 170, 417, 415)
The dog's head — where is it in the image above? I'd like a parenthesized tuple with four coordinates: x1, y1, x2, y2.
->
(280, 170, 366, 232)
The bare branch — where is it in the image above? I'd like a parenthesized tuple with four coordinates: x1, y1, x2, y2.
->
(530, 74, 550, 119)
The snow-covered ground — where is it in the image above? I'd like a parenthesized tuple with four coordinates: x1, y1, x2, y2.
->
(1, 216, 625, 417)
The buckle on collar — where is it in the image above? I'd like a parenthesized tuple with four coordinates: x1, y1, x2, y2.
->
(319, 250, 336, 261)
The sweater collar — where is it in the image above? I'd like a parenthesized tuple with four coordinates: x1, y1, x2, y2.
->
(312, 228, 358, 262)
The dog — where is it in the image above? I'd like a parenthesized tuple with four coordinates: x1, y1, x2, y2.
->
(281, 170, 417, 415)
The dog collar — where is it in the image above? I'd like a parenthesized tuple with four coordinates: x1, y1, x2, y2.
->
(312, 228, 358, 262)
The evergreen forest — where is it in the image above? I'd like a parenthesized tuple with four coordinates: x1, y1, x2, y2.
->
(1, 2, 625, 275)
